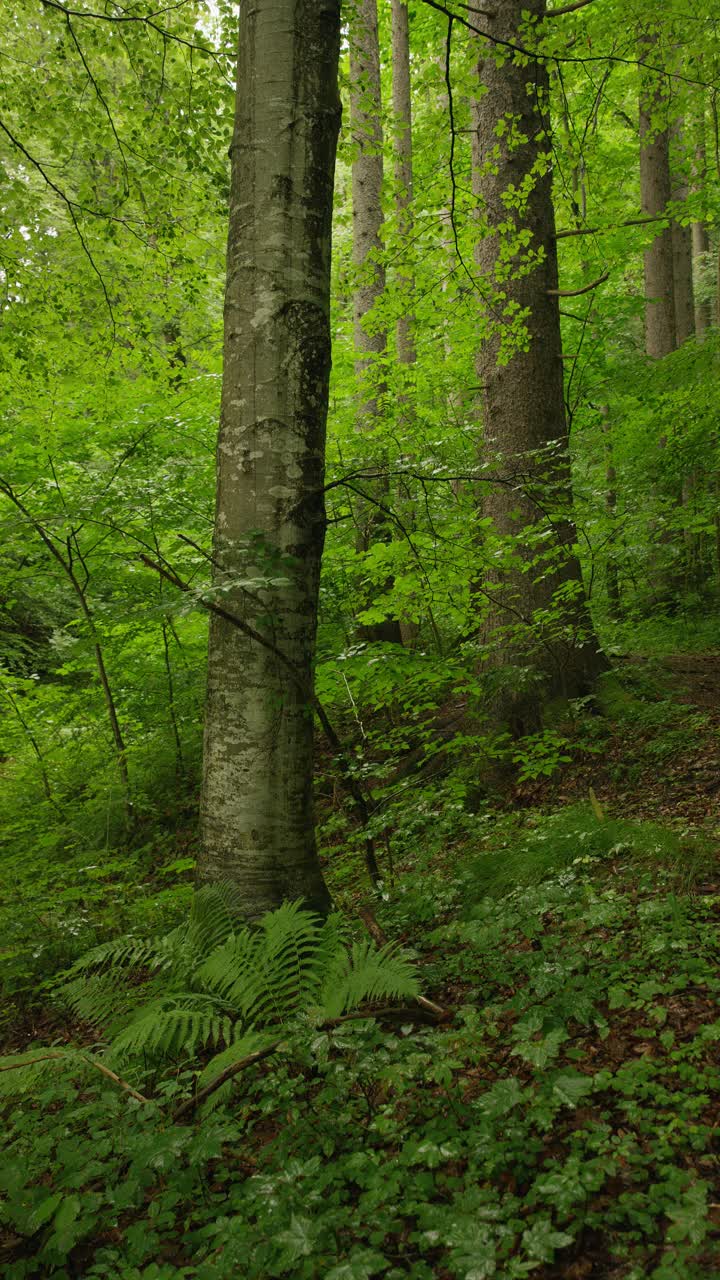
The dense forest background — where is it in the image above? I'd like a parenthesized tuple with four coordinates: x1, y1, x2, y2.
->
(4, 1, 720, 1277)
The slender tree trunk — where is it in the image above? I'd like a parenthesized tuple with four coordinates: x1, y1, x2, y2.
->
(76, 593, 131, 803)
(692, 135, 712, 337)
(198, 0, 341, 916)
(693, 218, 711, 336)
(601, 408, 622, 621)
(350, 0, 403, 645)
(470, 0, 605, 732)
(639, 32, 676, 358)
(391, 0, 420, 648)
(350, 0, 385, 423)
(672, 219, 695, 346)
(0, 482, 132, 812)
(391, 0, 416, 368)
(671, 123, 695, 346)
(160, 614, 184, 778)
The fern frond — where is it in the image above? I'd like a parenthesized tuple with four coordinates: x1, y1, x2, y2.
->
(109, 999, 233, 1061)
(196, 901, 325, 1026)
(58, 934, 162, 978)
(184, 883, 241, 962)
(194, 1030, 278, 1112)
(246, 901, 326, 1024)
(0, 1048, 91, 1098)
(195, 930, 257, 1003)
(60, 968, 151, 1030)
(319, 939, 420, 1020)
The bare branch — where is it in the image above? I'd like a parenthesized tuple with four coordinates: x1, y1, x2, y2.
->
(548, 270, 609, 297)
(0, 1053, 151, 1104)
(173, 1041, 285, 1121)
(545, 0, 597, 17)
(556, 214, 669, 239)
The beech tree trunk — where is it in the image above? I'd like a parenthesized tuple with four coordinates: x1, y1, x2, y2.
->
(350, 0, 403, 645)
(391, 0, 416, 368)
(692, 137, 712, 337)
(198, 0, 341, 916)
(471, 0, 605, 731)
(672, 220, 694, 346)
(671, 124, 695, 346)
(639, 34, 676, 358)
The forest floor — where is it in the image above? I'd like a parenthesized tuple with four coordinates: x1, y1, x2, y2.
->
(515, 654, 720, 828)
(2, 653, 720, 1278)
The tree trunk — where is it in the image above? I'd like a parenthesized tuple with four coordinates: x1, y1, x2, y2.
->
(692, 137, 712, 337)
(671, 123, 695, 346)
(639, 33, 676, 358)
(391, 0, 419, 648)
(350, 0, 403, 645)
(601, 407, 622, 621)
(198, 0, 341, 917)
(391, 0, 416, 368)
(470, 0, 605, 732)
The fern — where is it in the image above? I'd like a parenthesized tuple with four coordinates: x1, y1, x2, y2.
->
(60, 968, 150, 1031)
(15, 889, 422, 1111)
(195, 1030, 278, 1112)
(0, 1048, 94, 1099)
(319, 939, 420, 1020)
(197, 900, 334, 1027)
(110, 1002, 233, 1061)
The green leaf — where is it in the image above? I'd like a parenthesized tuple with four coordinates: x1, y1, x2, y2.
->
(53, 1194, 82, 1234)
(27, 1192, 63, 1232)
(666, 1182, 709, 1246)
(551, 1072, 594, 1107)
(512, 1028, 567, 1069)
(475, 1076, 525, 1118)
(325, 1253, 389, 1280)
(277, 1214, 318, 1262)
(522, 1218, 574, 1262)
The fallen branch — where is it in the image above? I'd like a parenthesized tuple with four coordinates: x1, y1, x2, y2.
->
(172, 1040, 285, 1121)
(358, 906, 451, 1023)
(0, 1052, 151, 1105)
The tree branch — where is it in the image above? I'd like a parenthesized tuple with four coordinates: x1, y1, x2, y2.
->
(556, 214, 669, 239)
(545, 0, 597, 16)
(548, 270, 609, 297)
(0, 1053, 150, 1104)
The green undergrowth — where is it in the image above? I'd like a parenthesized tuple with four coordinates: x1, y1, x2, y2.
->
(2, 806, 720, 1279)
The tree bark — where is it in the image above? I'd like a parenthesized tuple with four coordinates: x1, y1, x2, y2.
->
(639, 32, 676, 358)
(350, 0, 386, 422)
(349, 0, 403, 645)
(470, 0, 605, 732)
(198, 0, 341, 917)
(391, 0, 416, 368)
(671, 123, 695, 346)
(601, 407, 622, 621)
(691, 136, 712, 337)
